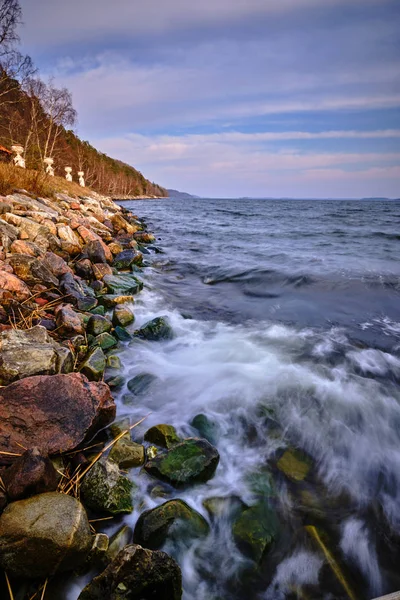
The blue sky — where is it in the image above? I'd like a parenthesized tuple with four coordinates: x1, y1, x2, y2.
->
(19, 0, 400, 197)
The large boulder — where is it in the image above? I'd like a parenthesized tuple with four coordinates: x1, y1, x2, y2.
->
(81, 458, 134, 515)
(134, 499, 209, 550)
(0, 326, 73, 385)
(78, 544, 182, 600)
(8, 254, 59, 287)
(0, 270, 31, 301)
(0, 373, 115, 463)
(144, 438, 220, 487)
(2, 447, 58, 501)
(112, 249, 141, 270)
(0, 492, 92, 578)
(103, 273, 142, 295)
(134, 316, 174, 341)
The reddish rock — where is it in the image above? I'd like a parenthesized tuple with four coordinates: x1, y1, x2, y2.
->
(8, 254, 59, 287)
(35, 297, 48, 306)
(78, 227, 113, 262)
(43, 252, 73, 277)
(10, 240, 44, 258)
(0, 373, 116, 463)
(55, 304, 84, 336)
(70, 202, 81, 210)
(2, 448, 58, 501)
(0, 271, 31, 301)
(92, 263, 113, 280)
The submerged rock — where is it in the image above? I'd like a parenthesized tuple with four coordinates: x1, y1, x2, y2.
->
(232, 503, 279, 563)
(0, 373, 115, 463)
(144, 438, 220, 487)
(78, 544, 182, 600)
(190, 413, 220, 444)
(2, 447, 58, 501)
(127, 372, 157, 396)
(276, 448, 312, 482)
(0, 492, 92, 578)
(134, 316, 174, 341)
(144, 424, 181, 449)
(0, 325, 73, 385)
(81, 458, 134, 515)
(134, 499, 209, 550)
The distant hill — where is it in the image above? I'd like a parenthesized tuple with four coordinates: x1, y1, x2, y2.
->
(167, 189, 198, 199)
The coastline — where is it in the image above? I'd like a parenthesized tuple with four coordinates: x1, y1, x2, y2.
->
(0, 187, 189, 598)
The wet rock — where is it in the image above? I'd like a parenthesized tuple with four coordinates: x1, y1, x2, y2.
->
(91, 303, 105, 314)
(113, 249, 141, 270)
(114, 325, 132, 341)
(134, 232, 156, 244)
(134, 499, 209, 550)
(81, 458, 134, 515)
(2, 447, 58, 501)
(202, 496, 245, 520)
(0, 491, 6, 513)
(112, 304, 134, 327)
(80, 346, 106, 381)
(0, 373, 115, 462)
(8, 254, 59, 287)
(127, 372, 157, 396)
(103, 273, 141, 295)
(60, 272, 88, 304)
(232, 503, 279, 563)
(92, 262, 113, 280)
(55, 304, 84, 336)
(276, 448, 312, 482)
(190, 414, 220, 444)
(144, 438, 220, 487)
(84, 239, 107, 263)
(78, 544, 182, 600)
(87, 314, 112, 336)
(134, 316, 174, 341)
(0, 492, 92, 578)
(106, 354, 122, 369)
(88, 533, 109, 567)
(93, 332, 118, 350)
(106, 525, 132, 562)
(144, 424, 181, 449)
(101, 294, 135, 308)
(106, 374, 125, 389)
(0, 325, 73, 385)
(109, 438, 145, 469)
(0, 270, 31, 301)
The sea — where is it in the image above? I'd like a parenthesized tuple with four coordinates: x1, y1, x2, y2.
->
(71, 197, 400, 600)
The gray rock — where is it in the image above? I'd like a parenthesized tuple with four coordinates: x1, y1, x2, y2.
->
(134, 316, 174, 341)
(109, 438, 145, 469)
(81, 458, 134, 515)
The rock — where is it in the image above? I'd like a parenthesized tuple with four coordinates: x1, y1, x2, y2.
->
(202, 496, 245, 520)
(144, 424, 181, 449)
(112, 304, 134, 327)
(114, 325, 132, 341)
(78, 544, 182, 600)
(232, 503, 279, 563)
(2, 447, 58, 501)
(127, 373, 157, 396)
(10, 239, 44, 257)
(87, 314, 112, 336)
(134, 232, 156, 244)
(43, 251, 73, 277)
(8, 254, 59, 287)
(103, 273, 141, 295)
(105, 374, 125, 389)
(92, 262, 113, 280)
(77, 296, 98, 311)
(276, 448, 312, 482)
(109, 438, 145, 469)
(88, 533, 109, 567)
(108, 242, 124, 255)
(135, 316, 174, 341)
(81, 458, 134, 515)
(190, 414, 219, 444)
(111, 212, 137, 234)
(91, 304, 105, 314)
(106, 525, 132, 562)
(75, 258, 94, 280)
(60, 272, 88, 304)
(134, 499, 209, 550)
(57, 225, 83, 255)
(0, 492, 92, 578)
(144, 438, 220, 487)
(100, 294, 135, 308)
(80, 347, 106, 381)
(106, 354, 122, 369)
(93, 332, 118, 351)
(84, 239, 107, 264)
(0, 373, 115, 463)
(113, 249, 141, 270)
(0, 491, 6, 513)
(0, 326, 73, 385)
(0, 271, 31, 301)
(55, 304, 84, 336)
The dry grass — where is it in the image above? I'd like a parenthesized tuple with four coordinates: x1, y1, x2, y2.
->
(0, 163, 91, 198)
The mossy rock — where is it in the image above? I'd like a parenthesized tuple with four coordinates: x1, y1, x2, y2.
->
(144, 424, 181, 449)
(105, 374, 125, 390)
(276, 448, 313, 482)
(109, 438, 145, 469)
(81, 458, 134, 516)
(77, 297, 98, 312)
(134, 316, 174, 341)
(113, 249, 141, 270)
(103, 274, 142, 295)
(87, 315, 112, 336)
(106, 525, 133, 563)
(233, 503, 279, 563)
(100, 294, 136, 308)
(80, 347, 106, 381)
(127, 372, 157, 395)
(90, 305, 105, 316)
(114, 325, 132, 341)
(246, 469, 276, 501)
(92, 332, 118, 351)
(190, 414, 220, 444)
(144, 438, 219, 487)
(134, 499, 209, 550)
(106, 354, 122, 369)
(112, 304, 135, 327)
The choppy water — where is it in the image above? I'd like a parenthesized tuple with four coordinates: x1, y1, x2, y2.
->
(77, 198, 400, 599)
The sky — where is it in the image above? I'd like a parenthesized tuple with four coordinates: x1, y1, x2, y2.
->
(19, 0, 400, 198)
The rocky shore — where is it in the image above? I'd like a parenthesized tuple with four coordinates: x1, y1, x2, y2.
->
(0, 188, 224, 599)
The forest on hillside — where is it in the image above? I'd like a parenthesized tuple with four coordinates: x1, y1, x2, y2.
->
(0, 0, 167, 197)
